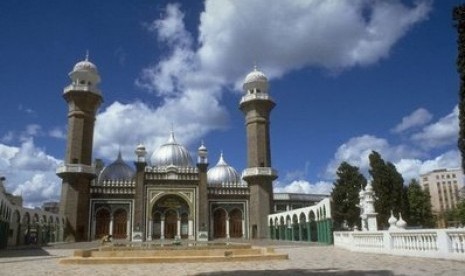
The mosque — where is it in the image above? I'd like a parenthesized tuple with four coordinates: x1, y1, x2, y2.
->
(56, 56, 325, 242)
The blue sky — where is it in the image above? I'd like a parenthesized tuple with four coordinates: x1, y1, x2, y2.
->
(0, 0, 461, 207)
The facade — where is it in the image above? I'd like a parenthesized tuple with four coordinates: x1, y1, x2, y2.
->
(273, 193, 329, 213)
(420, 168, 464, 227)
(268, 198, 332, 244)
(57, 57, 280, 242)
(0, 177, 64, 249)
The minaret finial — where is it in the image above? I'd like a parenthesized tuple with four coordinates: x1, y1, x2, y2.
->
(85, 50, 89, 61)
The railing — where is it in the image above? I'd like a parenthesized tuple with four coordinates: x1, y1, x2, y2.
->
(334, 228, 465, 260)
(242, 167, 278, 178)
(240, 93, 273, 104)
(56, 164, 96, 175)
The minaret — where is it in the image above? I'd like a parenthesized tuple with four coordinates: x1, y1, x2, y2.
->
(197, 141, 209, 240)
(133, 143, 147, 241)
(240, 66, 278, 239)
(56, 54, 103, 241)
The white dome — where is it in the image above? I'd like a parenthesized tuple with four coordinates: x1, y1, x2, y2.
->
(73, 58, 98, 74)
(98, 152, 135, 184)
(207, 153, 241, 187)
(151, 132, 194, 167)
(244, 66, 267, 84)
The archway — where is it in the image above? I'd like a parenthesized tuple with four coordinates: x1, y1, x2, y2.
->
(95, 208, 110, 239)
(151, 194, 190, 240)
(113, 209, 127, 239)
(229, 209, 243, 238)
(213, 208, 227, 238)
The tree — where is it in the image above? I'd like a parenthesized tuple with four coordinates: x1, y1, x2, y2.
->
(454, 5, 465, 171)
(406, 179, 434, 228)
(369, 151, 404, 229)
(331, 162, 367, 230)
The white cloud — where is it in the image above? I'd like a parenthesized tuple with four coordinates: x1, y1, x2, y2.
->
(274, 180, 332, 195)
(94, 100, 228, 161)
(395, 150, 460, 183)
(325, 134, 421, 178)
(392, 107, 433, 133)
(48, 127, 66, 139)
(411, 106, 459, 149)
(0, 138, 62, 207)
(197, 0, 431, 86)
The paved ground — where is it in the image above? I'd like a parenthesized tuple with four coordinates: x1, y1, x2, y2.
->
(0, 240, 464, 276)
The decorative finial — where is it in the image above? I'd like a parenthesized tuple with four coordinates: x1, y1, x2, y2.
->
(85, 50, 89, 61)
(116, 146, 123, 161)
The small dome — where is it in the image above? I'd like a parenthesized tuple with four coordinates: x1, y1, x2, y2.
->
(244, 66, 268, 85)
(151, 132, 194, 167)
(207, 153, 241, 187)
(73, 60, 98, 74)
(98, 152, 135, 184)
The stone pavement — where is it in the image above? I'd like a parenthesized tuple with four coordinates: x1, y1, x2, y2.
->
(0, 241, 464, 276)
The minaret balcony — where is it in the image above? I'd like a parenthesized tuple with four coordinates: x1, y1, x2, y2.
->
(242, 167, 278, 180)
(64, 84, 101, 96)
(56, 164, 96, 178)
(240, 93, 274, 104)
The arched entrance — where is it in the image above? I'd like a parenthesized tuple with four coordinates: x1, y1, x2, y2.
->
(95, 209, 110, 239)
(151, 194, 191, 240)
(229, 209, 243, 238)
(213, 208, 227, 238)
(113, 209, 127, 239)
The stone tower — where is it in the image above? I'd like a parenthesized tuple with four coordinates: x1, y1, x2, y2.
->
(57, 55, 102, 241)
(240, 66, 277, 239)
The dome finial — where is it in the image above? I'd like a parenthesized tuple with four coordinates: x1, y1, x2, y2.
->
(117, 147, 122, 161)
(85, 50, 89, 61)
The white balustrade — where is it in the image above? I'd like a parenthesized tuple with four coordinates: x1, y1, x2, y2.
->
(334, 228, 465, 260)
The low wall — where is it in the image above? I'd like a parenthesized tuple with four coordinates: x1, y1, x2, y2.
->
(334, 228, 465, 260)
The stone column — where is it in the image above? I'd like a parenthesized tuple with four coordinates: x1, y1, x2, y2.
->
(298, 222, 303, 241)
(176, 218, 181, 239)
(109, 215, 114, 236)
(225, 216, 230, 239)
(188, 219, 194, 240)
(147, 219, 152, 241)
(126, 217, 131, 241)
(242, 219, 246, 239)
(160, 218, 165, 240)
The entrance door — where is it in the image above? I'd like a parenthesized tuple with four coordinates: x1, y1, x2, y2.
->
(229, 209, 242, 238)
(213, 209, 226, 238)
(164, 210, 177, 239)
(95, 209, 110, 239)
(113, 209, 127, 239)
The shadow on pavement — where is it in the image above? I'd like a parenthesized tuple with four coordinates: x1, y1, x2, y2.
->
(196, 269, 397, 276)
(0, 247, 50, 258)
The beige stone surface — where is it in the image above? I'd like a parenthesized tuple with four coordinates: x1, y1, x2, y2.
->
(1, 241, 464, 275)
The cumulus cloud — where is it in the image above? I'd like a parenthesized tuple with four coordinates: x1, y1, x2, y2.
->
(325, 134, 422, 178)
(94, 100, 228, 160)
(395, 150, 460, 183)
(392, 107, 433, 133)
(0, 139, 62, 207)
(274, 180, 332, 195)
(411, 106, 459, 149)
(198, 0, 431, 85)
(325, 104, 461, 184)
(95, 1, 431, 162)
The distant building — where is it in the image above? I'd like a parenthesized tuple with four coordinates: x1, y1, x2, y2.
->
(0, 176, 64, 248)
(42, 202, 59, 214)
(273, 193, 329, 213)
(419, 168, 464, 227)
